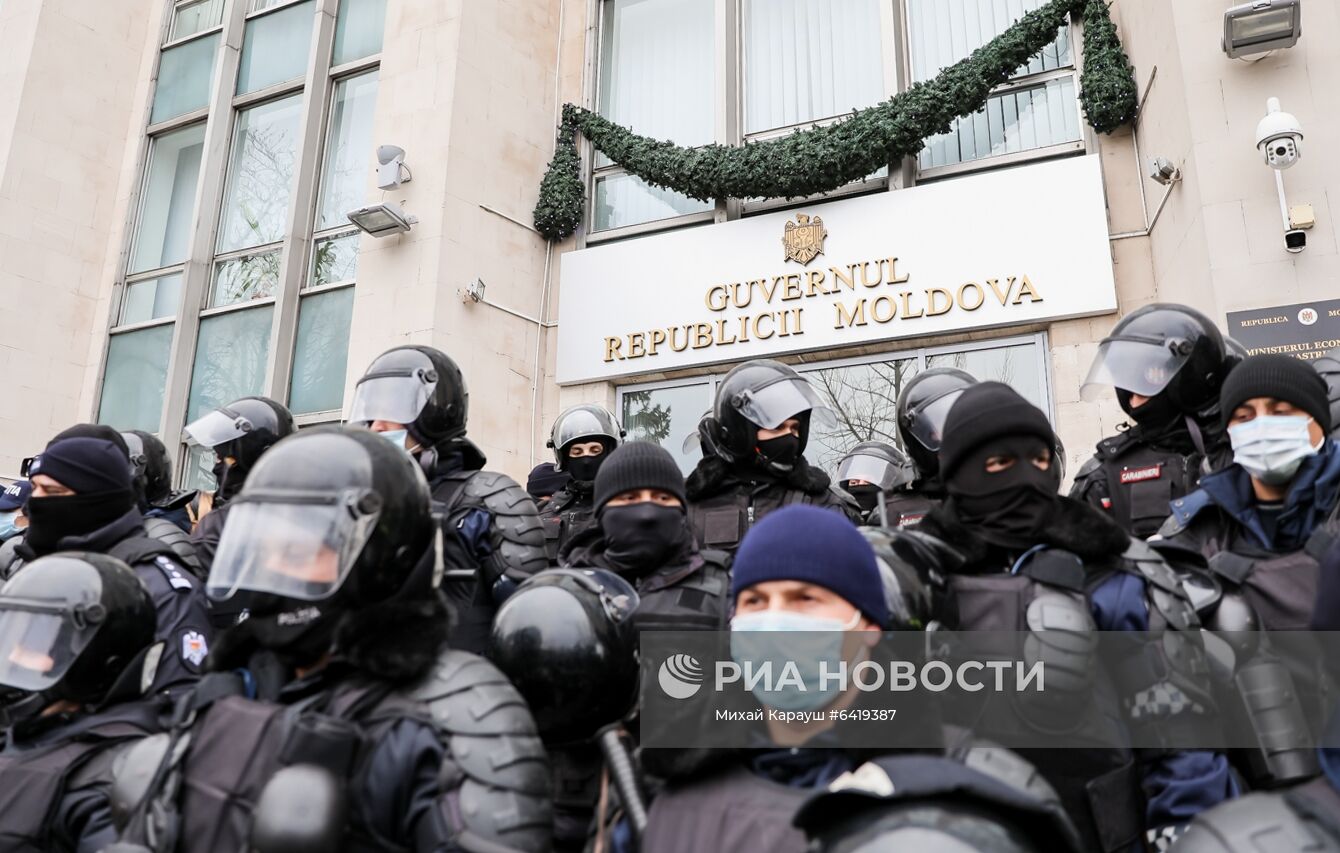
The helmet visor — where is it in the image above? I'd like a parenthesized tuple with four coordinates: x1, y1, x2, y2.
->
(185, 407, 254, 449)
(0, 605, 87, 692)
(1081, 337, 1191, 401)
(731, 377, 836, 430)
(837, 454, 908, 492)
(906, 389, 964, 452)
(206, 490, 381, 603)
(553, 408, 621, 450)
(348, 370, 436, 426)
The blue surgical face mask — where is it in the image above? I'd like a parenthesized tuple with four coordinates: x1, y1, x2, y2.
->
(1228, 415, 1321, 486)
(0, 510, 20, 541)
(729, 609, 861, 712)
(379, 429, 413, 454)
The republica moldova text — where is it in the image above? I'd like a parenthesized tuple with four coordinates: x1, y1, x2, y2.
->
(715, 660, 1046, 694)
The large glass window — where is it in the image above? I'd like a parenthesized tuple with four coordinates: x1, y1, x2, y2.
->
(333, 0, 387, 65)
(152, 34, 219, 124)
(237, 0, 316, 95)
(616, 337, 1049, 478)
(743, 0, 885, 135)
(98, 325, 175, 432)
(130, 124, 206, 274)
(289, 286, 355, 414)
(317, 71, 379, 231)
(121, 273, 183, 326)
(187, 305, 275, 422)
(907, 0, 1079, 172)
(621, 382, 715, 473)
(594, 0, 715, 232)
(170, 0, 225, 41)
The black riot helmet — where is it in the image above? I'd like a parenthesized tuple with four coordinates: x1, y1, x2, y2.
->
(206, 426, 435, 612)
(709, 359, 834, 469)
(0, 553, 154, 707)
(350, 345, 468, 449)
(858, 528, 933, 631)
(122, 430, 173, 506)
(547, 404, 624, 472)
(1315, 348, 1340, 439)
(186, 396, 295, 472)
(896, 368, 978, 479)
(1081, 303, 1229, 419)
(837, 442, 915, 493)
(489, 569, 640, 745)
(1224, 336, 1249, 372)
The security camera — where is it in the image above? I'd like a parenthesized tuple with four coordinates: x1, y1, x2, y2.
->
(376, 145, 412, 190)
(1148, 157, 1180, 186)
(1285, 228, 1307, 253)
(1256, 98, 1303, 170)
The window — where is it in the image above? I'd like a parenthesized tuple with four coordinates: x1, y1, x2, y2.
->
(590, 0, 1083, 236)
(907, 0, 1080, 173)
(236, 0, 315, 95)
(213, 94, 303, 305)
(152, 33, 219, 124)
(621, 381, 715, 473)
(130, 124, 206, 274)
(594, 0, 716, 232)
(333, 0, 387, 65)
(615, 335, 1051, 477)
(98, 0, 388, 482)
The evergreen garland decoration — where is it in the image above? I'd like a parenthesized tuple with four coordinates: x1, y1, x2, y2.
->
(534, 0, 1136, 240)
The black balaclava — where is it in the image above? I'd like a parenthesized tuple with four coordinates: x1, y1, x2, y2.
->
(844, 483, 883, 514)
(566, 452, 607, 487)
(600, 504, 689, 576)
(946, 436, 1059, 551)
(24, 437, 136, 556)
(1117, 388, 1182, 431)
(212, 451, 249, 502)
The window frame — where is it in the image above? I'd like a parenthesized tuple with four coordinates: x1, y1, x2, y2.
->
(585, 0, 1087, 242)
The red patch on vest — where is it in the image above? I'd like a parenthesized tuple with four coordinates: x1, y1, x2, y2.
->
(1119, 464, 1163, 484)
(897, 513, 926, 527)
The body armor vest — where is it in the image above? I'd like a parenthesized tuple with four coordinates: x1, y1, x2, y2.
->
(688, 484, 823, 552)
(1175, 777, 1340, 852)
(1091, 432, 1202, 539)
(431, 470, 498, 655)
(0, 709, 158, 852)
(880, 490, 942, 529)
(632, 551, 731, 634)
(940, 549, 1142, 853)
(540, 487, 595, 564)
(641, 762, 811, 853)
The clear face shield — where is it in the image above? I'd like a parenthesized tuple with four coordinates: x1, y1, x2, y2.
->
(0, 597, 99, 693)
(1080, 335, 1193, 402)
(836, 453, 910, 492)
(348, 367, 438, 426)
(905, 389, 965, 452)
(206, 489, 382, 604)
(729, 376, 836, 430)
(185, 407, 255, 450)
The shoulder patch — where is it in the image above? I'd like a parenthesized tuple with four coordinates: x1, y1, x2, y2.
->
(155, 555, 194, 590)
(181, 630, 209, 668)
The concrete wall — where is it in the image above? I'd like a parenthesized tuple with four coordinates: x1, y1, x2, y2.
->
(0, 0, 157, 477)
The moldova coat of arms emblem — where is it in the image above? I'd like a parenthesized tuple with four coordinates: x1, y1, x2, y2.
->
(782, 213, 827, 266)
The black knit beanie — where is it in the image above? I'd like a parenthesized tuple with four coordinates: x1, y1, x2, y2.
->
(1220, 354, 1332, 433)
(938, 382, 1056, 478)
(594, 442, 687, 511)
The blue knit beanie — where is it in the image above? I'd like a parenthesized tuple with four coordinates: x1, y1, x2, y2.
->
(731, 505, 890, 628)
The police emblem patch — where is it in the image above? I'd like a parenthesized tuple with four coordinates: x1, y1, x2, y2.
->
(181, 630, 208, 667)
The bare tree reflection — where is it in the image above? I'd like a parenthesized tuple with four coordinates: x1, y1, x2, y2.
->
(189, 308, 272, 421)
(623, 390, 673, 443)
(805, 360, 919, 473)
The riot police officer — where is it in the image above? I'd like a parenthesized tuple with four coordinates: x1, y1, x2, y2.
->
(113, 427, 552, 852)
(685, 359, 856, 551)
(910, 382, 1234, 851)
(1317, 346, 1340, 440)
(891, 367, 978, 528)
(0, 480, 30, 581)
(1159, 354, 1340, 789)
(185, 396, 295, 571)
(0, 553, 166, 851)
(349, 345, 547, 653)
(541, 404, 625, 562)
(1073, 304, 1235, 538)
(491, 568, 642, 851)
(121, 430, 201, 577)
(835, 441, 916, 526)
(15, 434, 211, 695)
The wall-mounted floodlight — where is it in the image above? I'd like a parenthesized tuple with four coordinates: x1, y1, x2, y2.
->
(1223, 0, 1301, 59)
(347, 201, 417, 237)
(376, 145, 412, 191)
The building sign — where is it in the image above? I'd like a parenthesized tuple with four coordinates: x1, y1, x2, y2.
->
(556, 155, 1118, 385)
(1226, 299, 1340, 362)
